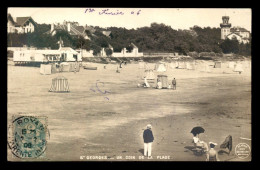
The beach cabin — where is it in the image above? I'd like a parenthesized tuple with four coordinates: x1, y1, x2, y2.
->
(186, 62, 195, 70)
(40, 64, 52, 75)
(214, 61, 222, 68)
(228, 61, 235, 69)
(178, 62, 186, 69)
(157, 75, 168, 89)
(233, 63, 244, 73)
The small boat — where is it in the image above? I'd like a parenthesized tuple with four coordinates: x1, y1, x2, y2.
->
(83, 66, 97, 70)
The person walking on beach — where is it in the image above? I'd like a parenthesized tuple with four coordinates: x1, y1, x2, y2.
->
(143, 124, 154, 158)
(206, 142, 220, 161)
(172, 78, 176, 90)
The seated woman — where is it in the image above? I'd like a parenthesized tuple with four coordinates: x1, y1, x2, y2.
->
(193, 134, 209, 152)
(206, 142, 220, 161)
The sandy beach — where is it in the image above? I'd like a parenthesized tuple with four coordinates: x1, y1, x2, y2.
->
(7, 59, 251, 161)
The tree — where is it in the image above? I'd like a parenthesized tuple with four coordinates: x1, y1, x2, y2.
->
(105, 48, 113, 57)
(126, 44, 133, 52)
(75, 36, 87, 49)
(220, 39, 239, 54)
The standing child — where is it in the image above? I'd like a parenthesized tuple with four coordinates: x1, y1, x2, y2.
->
(206, 142, 220, 161)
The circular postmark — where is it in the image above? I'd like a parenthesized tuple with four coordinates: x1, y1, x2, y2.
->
(235, 143, 251, 159)
(8, 116, 48, 158)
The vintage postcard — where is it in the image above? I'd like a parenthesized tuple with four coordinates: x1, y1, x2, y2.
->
(7, 8, 251, 161)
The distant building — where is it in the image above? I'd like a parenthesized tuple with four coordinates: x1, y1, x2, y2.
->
(112, 43, 143, 57)
(46, 21, 90, 39)
(183, 29, 198, 37)
(100, 44, 114, 57)
(102, 30, 112, 37)
(220, 16, 250, 44)
(85, 25, 96, 34)
(7, 14, 37, 33)
(13, 47, 82, 64)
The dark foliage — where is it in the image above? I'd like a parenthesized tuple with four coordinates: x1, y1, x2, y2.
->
(7, 22, 251, 56)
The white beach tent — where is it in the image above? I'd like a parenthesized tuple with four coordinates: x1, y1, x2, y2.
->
(144, 69, 155, 80)
(205, 64, 211, 72)
(178, 62, 186, 69)
(40, 64, 52, 75)
(175, 61, 179, 68)
(154, 62, 167, 72)
(200, 63, 211, 72)
(233, 63, 244, 73)
(60, 62, 70, 72)
(169, 62, 176, 69)
(186, 62, 195, 70)
(139, 60, 145, 69)
(244, 60, 251, 69)
(214, 61, 222, 68)
(228, 62, 235, 69)
(69, 62, 80, 72)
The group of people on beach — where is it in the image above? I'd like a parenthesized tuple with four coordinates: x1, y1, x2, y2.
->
(141, 77, 176, 90)
(142, 124, 220, 161)
(193, 134, 220, 161)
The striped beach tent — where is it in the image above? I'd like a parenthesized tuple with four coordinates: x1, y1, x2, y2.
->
(49, 76, 70, 92)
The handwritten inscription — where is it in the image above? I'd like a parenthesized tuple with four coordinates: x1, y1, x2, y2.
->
(90, 80, 111, 100)
(85, 8, 141, 16)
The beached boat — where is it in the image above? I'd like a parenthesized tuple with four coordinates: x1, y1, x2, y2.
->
(83, 66, 97, 70)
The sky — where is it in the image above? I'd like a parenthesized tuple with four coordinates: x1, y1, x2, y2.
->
(8, 8, 252, 32)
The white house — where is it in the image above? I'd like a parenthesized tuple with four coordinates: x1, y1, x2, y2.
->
(226, 32, 249, 44)
(226, 27, 250, 44)
(7, 14, 37, 34)
(112, 43, 143, 57)
(100, 44, 114, 57)
(220, 16, 250, 44)
(7, 14, 16, 33)
(76, 49, 94, 58)
(13, 47, 81, 64)
(46, 21, 90, 39)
